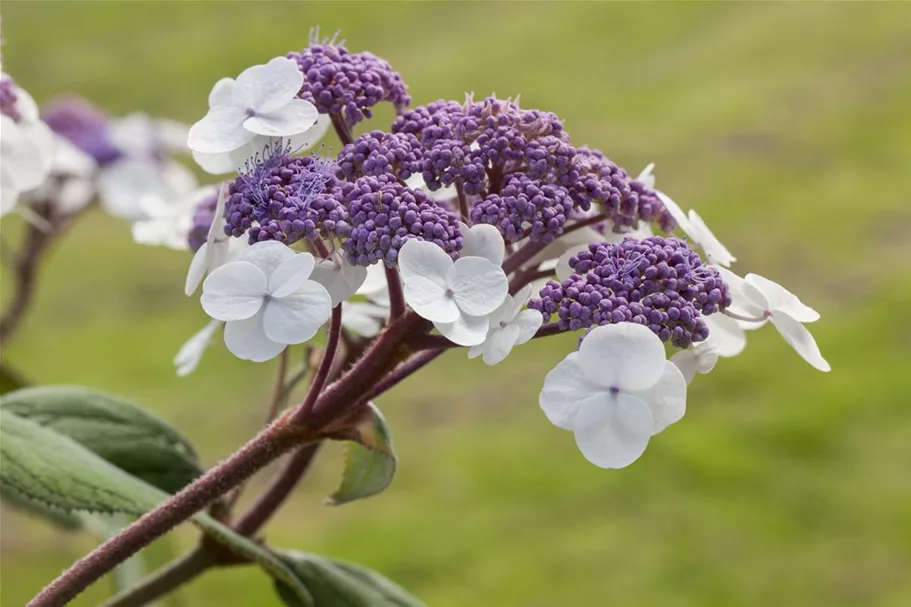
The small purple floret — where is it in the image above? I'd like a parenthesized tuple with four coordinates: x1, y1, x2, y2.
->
(42, 96, 122, 165)
(187, 190, 220, 252)
(471, 174, 573, 244)
(0, 76, 21, 122)
(337, 130, 423, 181)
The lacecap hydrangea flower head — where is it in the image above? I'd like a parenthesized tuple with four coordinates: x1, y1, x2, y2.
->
(177, 29, 830, 469)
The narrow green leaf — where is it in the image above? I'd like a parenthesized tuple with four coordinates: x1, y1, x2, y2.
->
(0, 409, 313, 605)
(1, 385, 202, 493)
(0, 409, 164, 514)
(325, 403, 397, 506)
(274, 551, 426, 607)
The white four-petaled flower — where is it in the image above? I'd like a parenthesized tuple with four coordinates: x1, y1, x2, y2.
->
(540, 322, 687, 469)
(201, 240, 332, 362)
(398, 238, 508, 346)
(187, 57, 319, 156)
(468, 283, 543, 365)
(0, 80, 55, 217)
(133, 185, 216, 251)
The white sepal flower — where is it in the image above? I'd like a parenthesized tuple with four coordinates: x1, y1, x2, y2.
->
(656, 191, 735, 267)
(405, 172, 457, 202)
(636, 163, 656, 190)
(28, 134, 97, 215)
(670, 340, 719, 385)
(193, 115, 330, 175)
(398, 239, 508, 346)
(187, 58, 319, 155)
(467, 284, 543, 365)
(310, 252, 368, 306)
(98, 158, 197, 221)
(355, 262, 391, 306)
(174, 319, 222, 376)
(200, 241, 332, 362)
(185, 184, 250, 296)
(132, 185, 217, 251)
(341, 301, 388, 338)
(727, 271, 828, 372)
(702, 313, 748, 358)
(108, 113, 190, 159)
(1, 110, 55, 217)
(539, 322, 687, 469)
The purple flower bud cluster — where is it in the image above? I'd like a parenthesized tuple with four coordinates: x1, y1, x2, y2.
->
(340, 174, 462, 267)
(529, 237, 731, 348)
(571, 147, 676, 232)
(224, 144, 349, 245)
(471, 174, 573, 244)
(42, 96, 122, 165)
(288, 34, 410, 128)
(187, 189, 220, 253)
(337, 131, 423, 181)
(0, 76, 21, 122)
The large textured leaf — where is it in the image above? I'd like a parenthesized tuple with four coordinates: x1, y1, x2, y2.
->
(0, 409, 164, 514)
(325, 403, 397, 506)
(0, 409, 313, 604)
(1, 385, 202, 493)
(274, 551, 426, 607)
(0, 485, 83, 529)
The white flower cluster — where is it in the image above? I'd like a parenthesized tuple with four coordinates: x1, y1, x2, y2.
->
(1, 76, 54, 219)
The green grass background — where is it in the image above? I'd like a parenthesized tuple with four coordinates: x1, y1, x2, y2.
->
(2, 1, 911, 606)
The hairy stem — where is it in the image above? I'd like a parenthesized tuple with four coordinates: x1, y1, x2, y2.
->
(0, 207, 55, 342)
(502, 240, 548, 276)
(292, 305, 343, 422)
(412, 322, 564, 351)
(330, 113, 354, 146)
(27, 420, 311, 607)
(361, 349, 446, 401)
(508, 266, 555, 294)
(97, 548, 216, 607)
(384, 266, 405, 320)
(455, 182, 470, 223)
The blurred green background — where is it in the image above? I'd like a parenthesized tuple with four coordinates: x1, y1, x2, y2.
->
(2, 1, 911, 606)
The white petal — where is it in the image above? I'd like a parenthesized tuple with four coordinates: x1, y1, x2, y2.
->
(193, 150, 238, 175)
(269, 253, 316, 298)
(224, 310, 286, 362)
(187, 105, 253, 154)
(692, 340, 719, 374)
(404, 275, 460, 323)
(480, 323, 521, 365)
(310, 255, 368, 306)
(512, 309, 543, 345)
(702, 313, 748, 357)
(539, 352, 597, 430)
(239, 240, 296, 278)
(341, 301, 386, 337)
(13, 87, 40, 122)
(577, 323, 667, 391)
(234, 57, 304, 113)
(655, 191, 692, 234)
(244, 99, 319, 138)
(670, 350, 697, 385)
(185, 243, 209, 296)
(769, 311, 830, 372)
(155, 119, 191, 153)
(688, 210, 736, 267)
(435, 312, 490, 346)
(4, 120, 54, 192)
(285, 113, 331, 152)
(356, 262, 388, 296)
(715, 266, 767, 319)
(398, 239, 452, 285)
(174, 320, 222, 376)
(745, 273, 819, 322)
(208, 77, 236, 108)
(448, 257, 508, 316)
(460, 222, 505, 266)
(628, 361, 687, 434)
(635, 162, 656, 190)
(52, 136, 96, 177)
(263, 281, 332, 344)
(201, 261, 267, 321)
(573, 394, 652, 469)
(97, 159, 164, 221)
(1, 166, 19, 216)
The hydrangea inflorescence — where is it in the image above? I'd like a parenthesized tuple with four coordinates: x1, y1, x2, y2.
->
(530, 237, 732, 348)
(42, 96, 123, 166)
(176, 31, 830, 471)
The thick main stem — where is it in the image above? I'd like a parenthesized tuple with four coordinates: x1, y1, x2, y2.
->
(97, 548, 216, 607)
(0, 209, 53, 342)
(27, 420, 309, 607)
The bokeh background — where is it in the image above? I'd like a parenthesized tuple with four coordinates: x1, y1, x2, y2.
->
(2, 1, 911, 606)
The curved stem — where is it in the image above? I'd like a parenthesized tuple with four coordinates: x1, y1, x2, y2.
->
(97, 548, 215, 607)
(384, 266, 405, 320)
(361, 349, 445, 401)
(0, 209, 54, 342)
(455, 182, 470, 223)
(27, 420, 310, 607)
(330, 113, 354, 146)
(411, 322, 564, 352)
(502, 240, 547, 276)
(722, 309, 768, 323)
(292, 305, 343, 422)
(508, 267, 555, 294)
(560, 212, 607, 237)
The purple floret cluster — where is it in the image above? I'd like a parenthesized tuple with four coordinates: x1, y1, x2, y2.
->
(0, 76, 21, 122)
(42, 96, 122, 165)
(340, 174, 462, 267)
(471, 174, 573, 244)
(187, 189, 220, 253)
(336, 131, 423, 181)
(529, 237, 731, 348)
(224, 144, 349, 246)
(288, 32, 410, 128)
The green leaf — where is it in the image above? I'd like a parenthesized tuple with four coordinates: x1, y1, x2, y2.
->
(0, 363, 29, 395)
(0, 409, 164, 514)
(274, 551, 426, 607)
(0, 409, 313, 605)
(0, 485, 84, 529)
(1, 385, 202, 493)
(325, 403, 397, 506)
